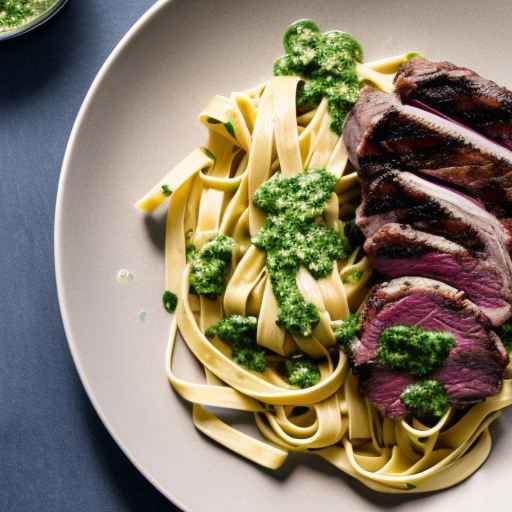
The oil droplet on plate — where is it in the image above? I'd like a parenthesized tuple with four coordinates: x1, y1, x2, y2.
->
(116, 268, 134, 284)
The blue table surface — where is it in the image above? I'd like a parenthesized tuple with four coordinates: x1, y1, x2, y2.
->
(0, 2, 179, 510)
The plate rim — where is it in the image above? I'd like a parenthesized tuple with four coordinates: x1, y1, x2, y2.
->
(53, 0, 185, 509)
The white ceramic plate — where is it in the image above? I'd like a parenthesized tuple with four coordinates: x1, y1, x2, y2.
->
(55, 0, 512, 510)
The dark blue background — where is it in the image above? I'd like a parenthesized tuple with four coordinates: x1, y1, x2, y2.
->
(0, 2, 178, 510)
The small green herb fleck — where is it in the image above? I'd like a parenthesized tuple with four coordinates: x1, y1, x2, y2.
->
(189, 234, 234, 299)
(161, 184, 172, 197)
(285, 357, 320, 388)
(202, 147, 216, 160)
(224, 121, 236, 138)
(405, 51, 422, 60)
(206, 315, 257, 345)
(400, 380, 450, 420)
(497, 321, 512, 353)
(378, 326, 455, 377)
(343, 270, 362, 284)
(206, 315, 266, 372)
(206, 116, 222, 124)
(333, 313, 360, 352)
(162, 291, 177, 313)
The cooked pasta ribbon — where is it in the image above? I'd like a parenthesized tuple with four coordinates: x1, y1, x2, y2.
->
(135, 60, 512, 494)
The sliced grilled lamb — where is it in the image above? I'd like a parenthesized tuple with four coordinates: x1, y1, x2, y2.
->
(354, 277, 508, 415)
(364, 223, 512, 325)
(395, 57, 512, 151)
(359, 366, 413, 418)
(343, 86, 512, 219)
(357, 171, 512, 277)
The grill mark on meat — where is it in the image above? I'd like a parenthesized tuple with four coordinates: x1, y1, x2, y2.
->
(357, 172, 512, 277)
(354, 277, 508, 415)
(343, 60, 512, 417)
(343, 86, 512, 219)
(395, 57, 512, 150)
(364, 223, 512, 325)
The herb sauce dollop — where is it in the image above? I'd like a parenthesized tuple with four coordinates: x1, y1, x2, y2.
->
(206, 315, 266, 372)
(189, 234, 234, 299)
(273, 19, 363, 134)
(378, 325, 455, 377)
(0, 0, 58, 32)
(252, 169, 348, 337)
(400, 380, 450, 420)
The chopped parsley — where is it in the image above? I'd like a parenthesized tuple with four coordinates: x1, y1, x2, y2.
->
(206, 315, 266, 372)
(333, 313, 360, 352)
(285, 356, 320, 388)
(343, 270, 362, 284)
(400, 380, 450, 420)
(162, 291, 177, 313)
(189, 234, 234, 299)
(161, 184, 172, 197)
(252, 169, 348, 337)
(378, 325, 455, 377)
(273, 19, 363, 134)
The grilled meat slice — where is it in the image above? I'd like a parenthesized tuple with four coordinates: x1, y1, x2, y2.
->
(359, 366, 413, 418)
(343, 86, 512, 219)
(364, 223, 512, 325)
(357, 171, 512, 277)
(354, 277, 508, 416)
(395, 57, 512, 150)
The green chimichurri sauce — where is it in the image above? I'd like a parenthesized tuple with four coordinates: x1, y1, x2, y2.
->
(273, 19, 363, 134)
(378, 325, 455, 377)
(189, 234, 234, 299)
(400, 380, 450, 420)
(0, 0, 58, 32)
(162, 290, 177, 313)
(285, 356, 320, 388)
(343, 270, 363, 284)
(206, 315, 267, 372)
(333, 313, 360, 352)
(252, 169, 348, 337)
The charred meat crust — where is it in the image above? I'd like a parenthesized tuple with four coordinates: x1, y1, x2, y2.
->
(395, 57, 512, 150)
(358, 171, 487, 253)
(343, 86, 512, 219)
(363, 223, 512, 325)
(354, 277, 508, 414)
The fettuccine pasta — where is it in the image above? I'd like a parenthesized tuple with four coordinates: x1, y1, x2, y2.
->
(136, 49, 512, 493)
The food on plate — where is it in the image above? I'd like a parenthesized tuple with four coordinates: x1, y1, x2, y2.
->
(354, 277, 508, 416)
(344, 86, 512, 220)
(136, 22, 512, 493)
(0, 0, 58, 33)
(364, 223, 512, 325)
(395, 57, 512, 150)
